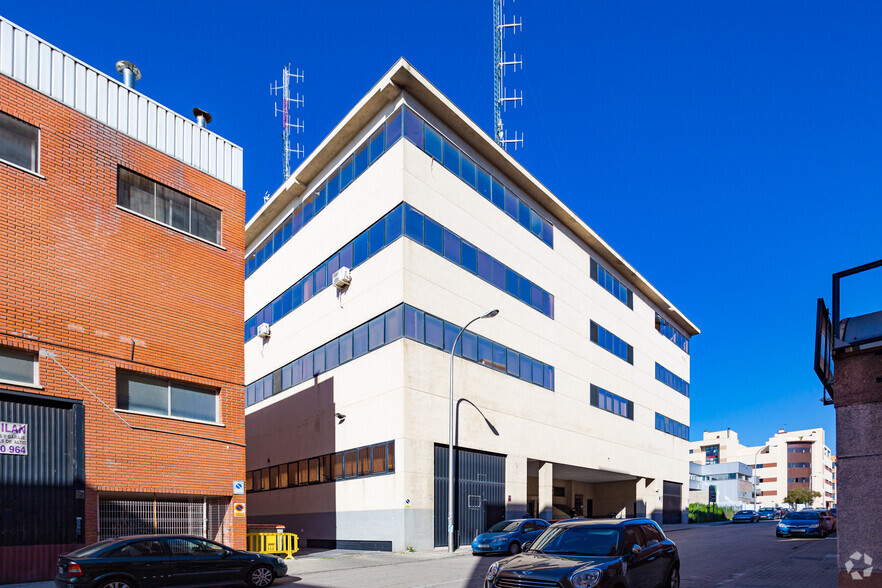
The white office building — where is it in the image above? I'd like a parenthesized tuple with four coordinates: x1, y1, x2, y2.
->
(243, 60, 699, 551)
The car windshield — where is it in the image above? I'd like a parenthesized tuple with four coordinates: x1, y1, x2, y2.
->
(529, 526, 621, 556)
(736, 511, 754, 515)
(67, 539, 117, 558)
(785, 512, 820, 520)
(487, 521, 521, 533)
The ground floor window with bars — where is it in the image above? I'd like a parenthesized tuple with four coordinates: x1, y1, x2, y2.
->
(98, 495, 231, 543)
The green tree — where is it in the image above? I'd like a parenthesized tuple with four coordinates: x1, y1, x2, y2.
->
(784, 487, 821, 509)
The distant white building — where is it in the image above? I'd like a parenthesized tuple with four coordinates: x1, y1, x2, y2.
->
(689, 428, 836, 509)
(688, 462, 754, 509)
(243, 59, 699, 551)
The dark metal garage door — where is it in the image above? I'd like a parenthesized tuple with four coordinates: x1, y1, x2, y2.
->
(434, 445, 505, 548)
(0, 391, 85, 583)
(662, 480, 682, 524)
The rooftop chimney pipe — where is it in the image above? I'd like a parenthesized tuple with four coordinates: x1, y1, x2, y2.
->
(193, 107, 212, 128)
(115, 60, 141, 90)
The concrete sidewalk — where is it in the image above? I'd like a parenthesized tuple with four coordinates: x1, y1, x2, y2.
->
(661, 520, 731, 533)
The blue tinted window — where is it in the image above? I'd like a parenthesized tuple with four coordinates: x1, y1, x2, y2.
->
(340, 243, 353, 271)
(477, 168, 491, 200)
(518, 201, 531, 231)
(478, 337, 492, 367)
(531, 284, 543, 310)
(281, 364, 292, 389)
(544, 365, 554, 390)
(461, 156, 476, 188)
(387, 204, 403, 243)
(369, 217, 385, 256)
(424, 217, 443, 255)
(404, 306, 424, 342)
(301, 353, 313, 380)
(506, 349, 519, 376)
(505, 268, 519, 297)
(273, 228, 283, 252)
(491, 179, 505, 209)
(282, 217, 293, 242)
(443, 229, 460, 265)
(281, 289, 293, 315)
(425, 315, 444, 349)
(492, 343, 506, 371)
(504, 189, 518, 219)
(386, 305, 404, 341)
(353, 231, 369, 267)
(462, 241, 477, 273)
(272, 296, 283, 323)
(491, 259, 506, 290)
(314, 186, 327, 215)
(444, 321, 460, 354)
(404, 107, 423, 148)
(405, 205, 424, 242)
(339, 332, 353, 363)
(520, 354, 532, 382)
(530, 210, 542, 237)
(369, 129, 385, 164)
(542, 220, 553, 247)
(313, 346, 326, 375)
(291, 281, 303, 308)
(519, 276, 531, 305)
(386, 110, 402, 147)
(462, 331, 478, 361)
(353, 324, 369, 358)
(327, 173, 340, 202)
(443, 141, 459, 175)
(425, 126, 442, 161)
(325, 340, 340, 370)
(340, 158, 354, 190)
(327, 254, 340, 279)
(477, 250, 492, 282)
(354, 145, 369, 179)
(303, 275, 314, 302)
(291, 210, 303, 235)
(369, 316, 385, 350)
(315, 264, 328, 291)
(302, 198, 314, 225)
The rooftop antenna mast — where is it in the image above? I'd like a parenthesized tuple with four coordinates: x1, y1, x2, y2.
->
(494, 0, 523, 151)
(270, 64, 305, 182)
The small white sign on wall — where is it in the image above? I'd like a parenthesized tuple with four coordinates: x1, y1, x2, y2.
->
(0, 422, 27, 455)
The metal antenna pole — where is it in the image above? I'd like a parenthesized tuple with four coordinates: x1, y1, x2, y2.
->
(271, 65, 305, 180)
(493, 0, 524, 151)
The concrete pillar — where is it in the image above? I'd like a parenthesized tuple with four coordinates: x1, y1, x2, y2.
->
(505, 455, 528, 520)
(538, 462, 554, 520)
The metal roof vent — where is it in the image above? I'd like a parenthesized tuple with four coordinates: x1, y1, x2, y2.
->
(115, 60, 141, 90)
(193, 107, 212, 128)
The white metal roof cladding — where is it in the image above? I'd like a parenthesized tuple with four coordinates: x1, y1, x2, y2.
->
(0, 17, 243, 189)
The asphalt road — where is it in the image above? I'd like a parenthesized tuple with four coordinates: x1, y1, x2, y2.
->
(279, 520, 837, 588)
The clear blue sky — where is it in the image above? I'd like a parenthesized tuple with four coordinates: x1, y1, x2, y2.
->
(9, 1, 882, 452)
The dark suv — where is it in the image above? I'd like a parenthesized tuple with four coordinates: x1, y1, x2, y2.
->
(485, 518, 680, 588)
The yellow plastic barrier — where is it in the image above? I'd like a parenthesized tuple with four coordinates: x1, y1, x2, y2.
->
(247, 532, 299, 559)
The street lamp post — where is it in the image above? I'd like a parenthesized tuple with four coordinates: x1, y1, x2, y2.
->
(448, 308, 499, 553)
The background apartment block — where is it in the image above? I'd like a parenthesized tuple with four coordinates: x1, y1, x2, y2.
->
(0, 18, 245, 582)
(689, 428, 836, 509)
(243, 60, 698, 551)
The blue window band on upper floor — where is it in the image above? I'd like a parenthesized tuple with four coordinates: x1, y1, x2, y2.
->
(245, 110, 404, 279)
(589, 320, 634, 365)
(245, 105, 554, 280)
(655, 362, 690, 398)
(655, 313, 690, 354)
(245, 303, 554, 407)
(590, 384, 634, 420)
(400, 107, 553, 248)
(590, 258, 633, 309)
(655, 412, 689, 440)
(243, 203, 554, 342)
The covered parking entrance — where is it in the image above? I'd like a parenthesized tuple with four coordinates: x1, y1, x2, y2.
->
(525, 460, 641, 520)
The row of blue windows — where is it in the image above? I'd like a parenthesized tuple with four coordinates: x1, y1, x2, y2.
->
(245, 303, 554, 406)
(401, 107, 554, 248)
(590, 258, 633, 309)
(402, 204, 554, 319)
(244, 110, 404, 279)
(655, 413, 689, 440)
(589, 384, 634, 420)
(246, 104, 556, 280)
(244, 202, 554, 341)
(589, 320, 634, 364)
(655, 313, 690, 354)
(655, 363, 689, 398)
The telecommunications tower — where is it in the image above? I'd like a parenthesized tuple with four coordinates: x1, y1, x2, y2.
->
(493, 0, 523, 150)
(270, 64, 305, 182)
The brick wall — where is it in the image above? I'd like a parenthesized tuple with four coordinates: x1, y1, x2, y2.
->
(0, 73, 246, 548)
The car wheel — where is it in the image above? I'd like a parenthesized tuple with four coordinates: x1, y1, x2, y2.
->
(247, 565, 275, 588)
(665, 564, 680, 588)
(97, 579, 136, 588)
(508, 541, 521, 555)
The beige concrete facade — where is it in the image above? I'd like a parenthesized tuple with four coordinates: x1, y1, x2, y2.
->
(243, 60, 698, 551)
(689, 428, 835, 509)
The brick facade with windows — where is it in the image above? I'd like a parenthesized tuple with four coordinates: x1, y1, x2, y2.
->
(0, 33, 245, 582)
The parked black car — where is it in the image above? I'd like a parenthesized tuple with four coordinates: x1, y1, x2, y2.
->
(485, 518, 679, 588)
(54, 535, 288, 588)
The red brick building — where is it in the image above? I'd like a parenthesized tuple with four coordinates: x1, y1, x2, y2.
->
(0, 18, 245, 582)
